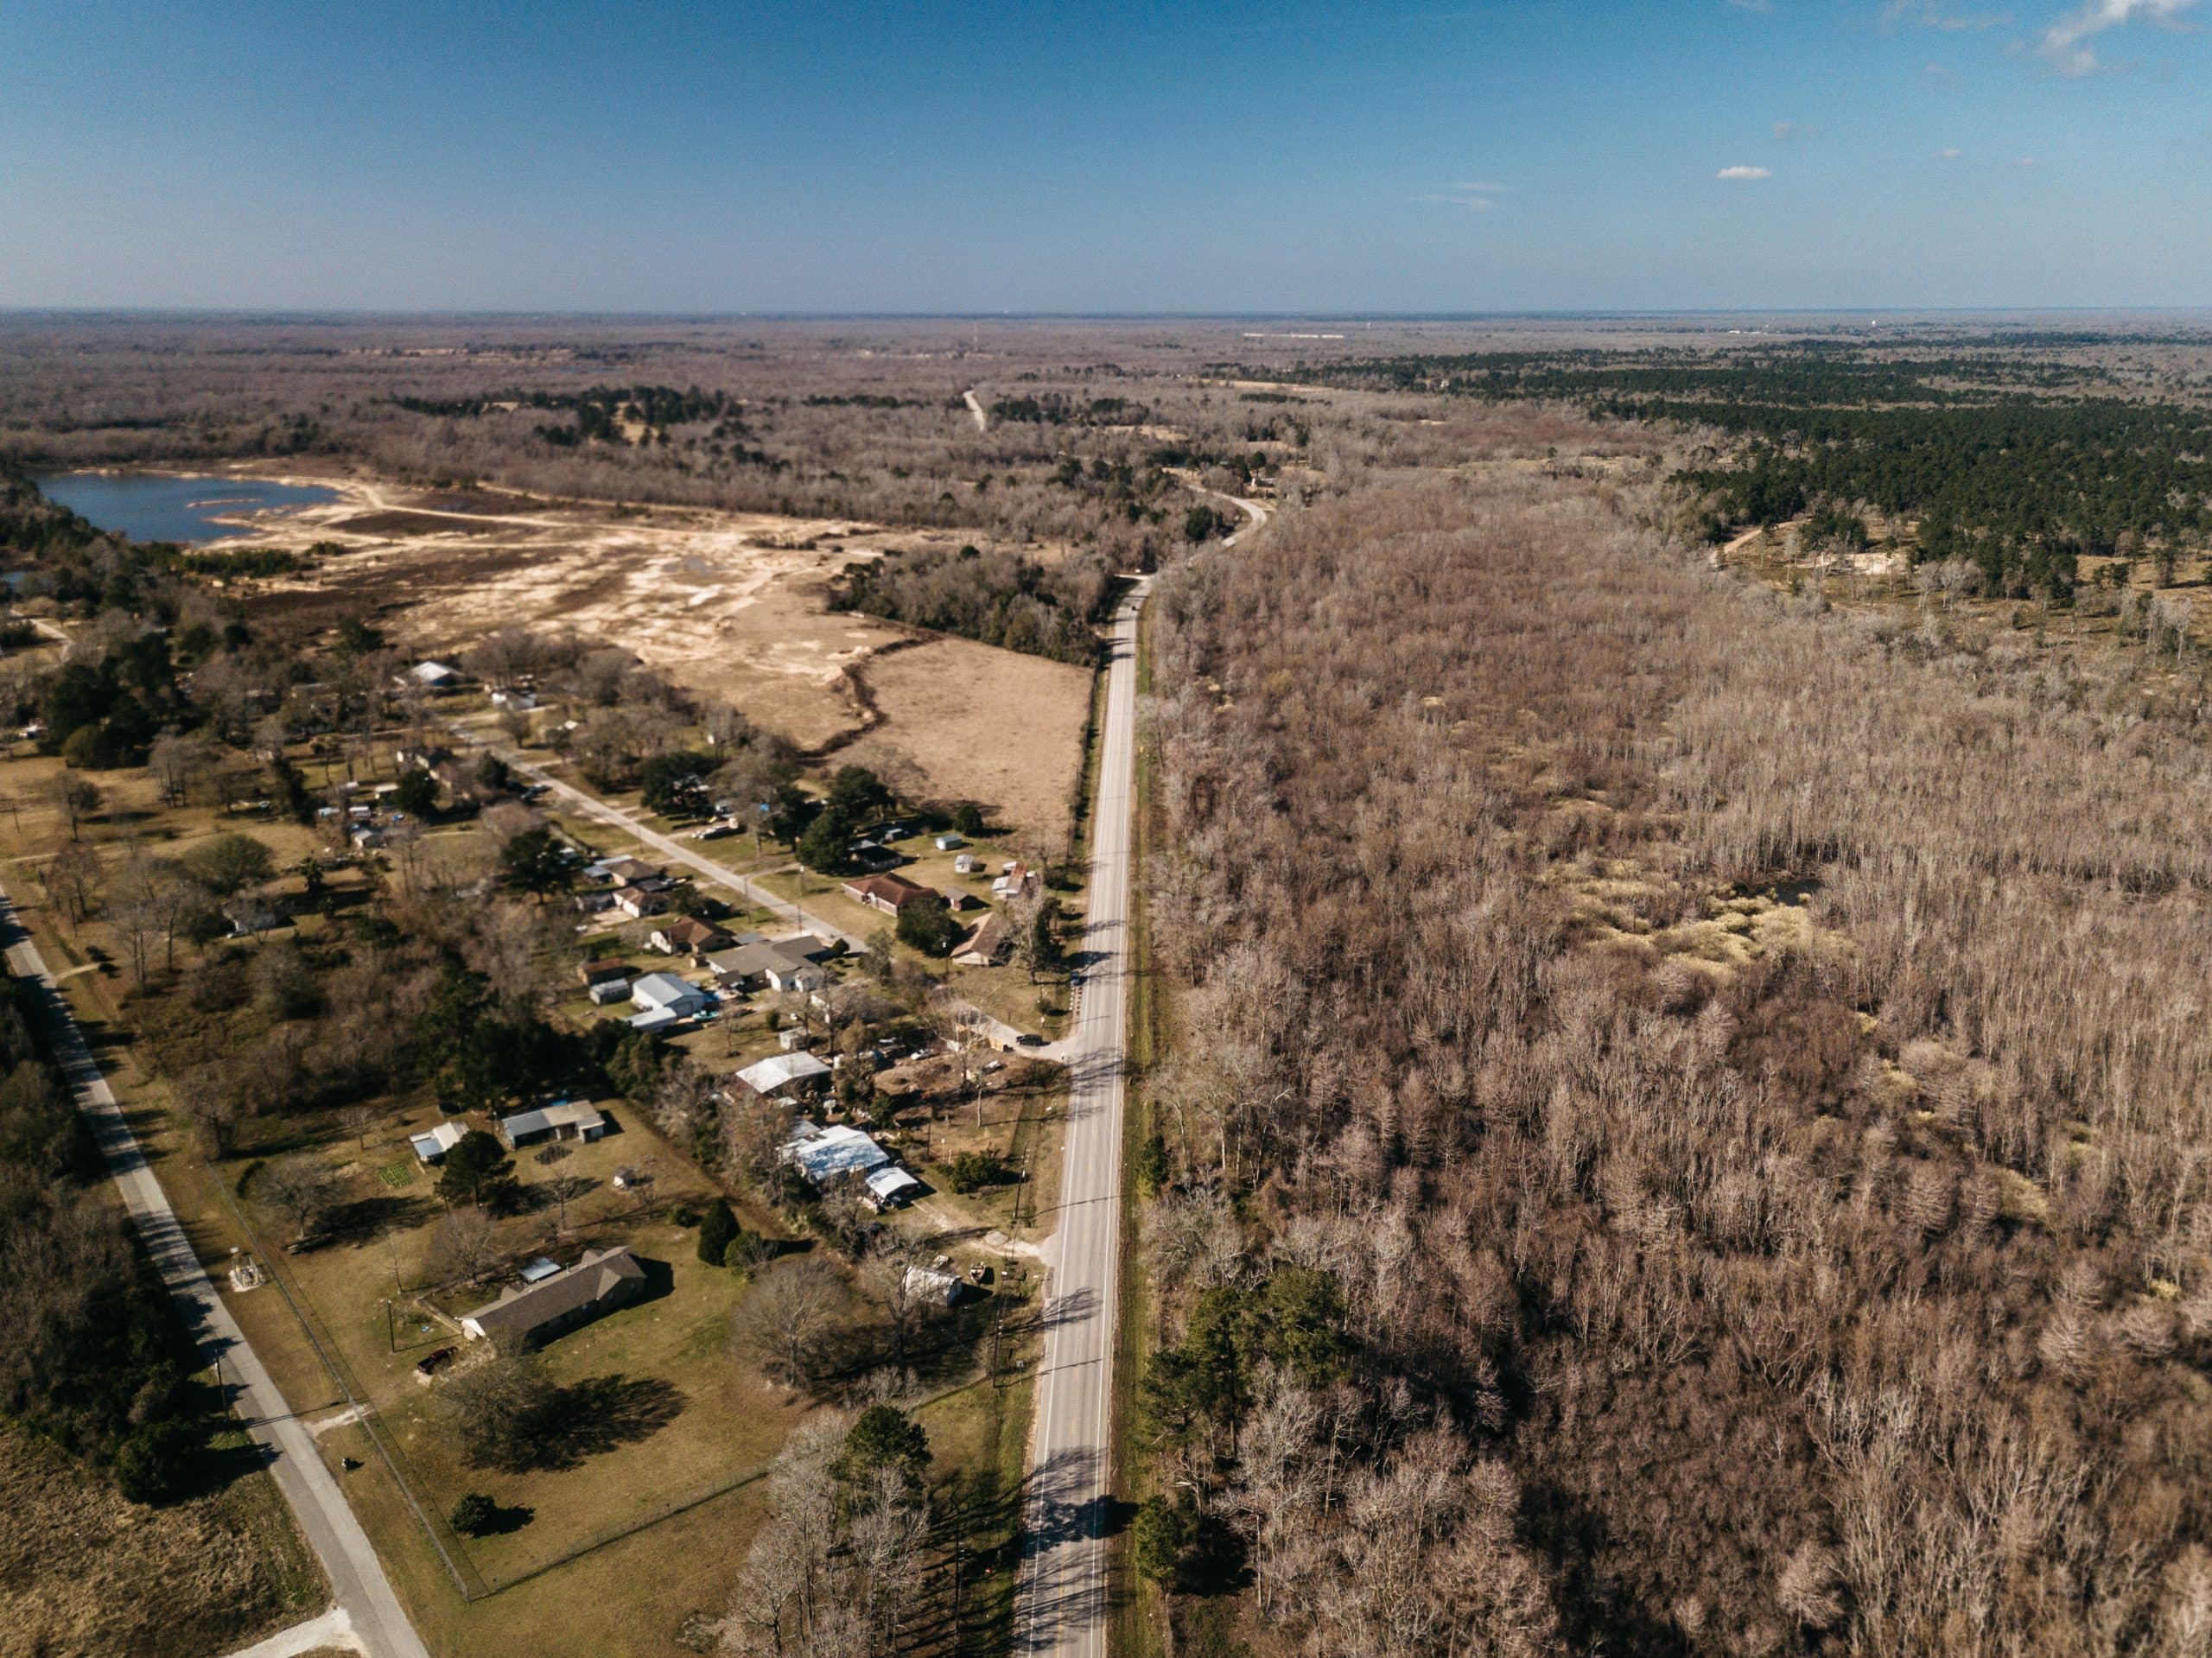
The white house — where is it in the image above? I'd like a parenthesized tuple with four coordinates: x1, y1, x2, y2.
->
(902, 1265, 964, 1305)
(410, 1121, 468, 1164)
(409, 661, 462, 690)
(631, 972, 714, 1020)
(740, 1051, 834, 1098)
(933, 832, 965, 851)
(782, 1120, 888, 1184)
(612, 885, 670, 919)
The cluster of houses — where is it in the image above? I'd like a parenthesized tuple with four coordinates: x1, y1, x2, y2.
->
(838, 859, 1033, 969)
(576, 923, 841, 1037)
(319, 778, 409, 849)
(575, 855, 681, 921)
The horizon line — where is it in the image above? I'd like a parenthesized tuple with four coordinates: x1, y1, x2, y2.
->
(5, 305, 2212, 326)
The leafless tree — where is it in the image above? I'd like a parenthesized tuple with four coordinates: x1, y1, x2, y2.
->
(424, 1206, 502, 1287)
(49, 772, 100, 840)
(39, 840, 103, 930)
(734, 1255, 842, 1389)
(257, 1155, 345, 1245)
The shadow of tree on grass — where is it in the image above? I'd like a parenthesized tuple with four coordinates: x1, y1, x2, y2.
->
(522, 1374, 686, 1473)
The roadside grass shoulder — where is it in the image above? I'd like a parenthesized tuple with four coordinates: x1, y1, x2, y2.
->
(1110, 597, 1169, 1658)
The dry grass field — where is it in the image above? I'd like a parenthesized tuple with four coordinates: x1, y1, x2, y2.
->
(0, 1423, 324, 1658)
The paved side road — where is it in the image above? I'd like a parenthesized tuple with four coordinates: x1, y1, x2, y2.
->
(442, 721, 1039, 1054)
(0, 889, 430, 1658)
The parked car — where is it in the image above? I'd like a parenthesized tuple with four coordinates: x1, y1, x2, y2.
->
(1016, 1033, 1048, 1049)
(415, 1345, 458, 1380)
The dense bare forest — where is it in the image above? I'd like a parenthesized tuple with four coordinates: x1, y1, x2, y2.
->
(1135, 405, 2212, 1655)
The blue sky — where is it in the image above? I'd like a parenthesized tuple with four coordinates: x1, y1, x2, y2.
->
(1, 0, 2206, 312)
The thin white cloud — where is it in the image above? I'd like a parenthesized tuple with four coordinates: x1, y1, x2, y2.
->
(1726, 0, 1773, 12)
(1716, 164, 1773, 180)
(1932, 145, 1964, 156)
(1882, 0, 2011, 29)
(2015, 153, 2039, 164)
(2038, 0, 2196, 75)
(1773, 121, 1818, 140)
(1412, 181, 1509, 211)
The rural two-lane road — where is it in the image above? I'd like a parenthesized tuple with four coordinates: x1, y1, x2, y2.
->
(1014, 489, 1266, 1657)
(0, 887, 429, 1658)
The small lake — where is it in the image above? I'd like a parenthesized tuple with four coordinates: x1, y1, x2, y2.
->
(35, 473, 338, 544)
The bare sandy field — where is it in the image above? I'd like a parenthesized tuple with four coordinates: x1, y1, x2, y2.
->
(219, 469, 1095, 831)
(831, 637, 1091, 848)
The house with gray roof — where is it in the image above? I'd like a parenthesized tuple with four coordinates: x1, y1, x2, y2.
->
(495, 1100, 607, 1148)
(461, 1246, 646, 1349)
(705, 937, 831, 994)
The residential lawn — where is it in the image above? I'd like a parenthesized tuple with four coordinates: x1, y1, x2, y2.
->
(943, 959, 1071, 1042)
(309, 1410, 779, 1658)
(350, 1228, 808, 1579)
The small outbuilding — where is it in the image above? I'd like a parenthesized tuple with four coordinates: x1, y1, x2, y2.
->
(410, 1121, 468, 1164)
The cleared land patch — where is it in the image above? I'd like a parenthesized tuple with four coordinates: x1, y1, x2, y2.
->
(222, 469, 1093, 832)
